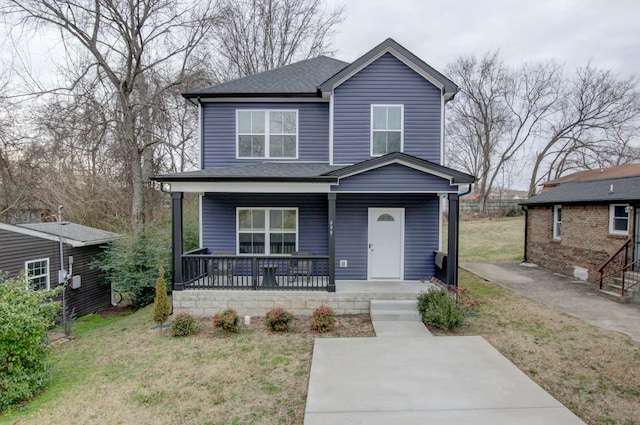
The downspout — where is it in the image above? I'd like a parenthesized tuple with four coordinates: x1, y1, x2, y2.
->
(521, 204, 529, 262)
(447, 184, 472, 290)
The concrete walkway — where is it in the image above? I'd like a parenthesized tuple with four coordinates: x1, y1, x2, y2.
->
(304, 298, 586, 424)
(462, 262, 640, 342)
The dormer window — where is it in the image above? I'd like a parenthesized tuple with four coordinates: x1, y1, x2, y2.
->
(371, 105, 403, 156)
(237, 110, 298, 159)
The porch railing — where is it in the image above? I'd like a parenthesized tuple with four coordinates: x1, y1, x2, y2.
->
(598, 238, 640, 296)
(181, 249, 330, 291)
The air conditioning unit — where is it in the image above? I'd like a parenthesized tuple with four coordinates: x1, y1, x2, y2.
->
(70, 275, 81, 289)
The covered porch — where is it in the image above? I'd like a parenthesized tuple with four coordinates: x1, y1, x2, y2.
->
(154, 153, 475, 295)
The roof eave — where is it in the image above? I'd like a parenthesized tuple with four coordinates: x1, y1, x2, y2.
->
(153, 175, 339, 183)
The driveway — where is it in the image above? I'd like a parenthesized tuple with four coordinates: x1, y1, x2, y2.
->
(462, 262, 640, 342)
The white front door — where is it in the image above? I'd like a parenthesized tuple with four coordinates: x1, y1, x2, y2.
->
(368, 208, 404, 280)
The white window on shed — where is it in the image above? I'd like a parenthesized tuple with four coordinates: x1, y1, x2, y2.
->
(25, 258, 50, 291)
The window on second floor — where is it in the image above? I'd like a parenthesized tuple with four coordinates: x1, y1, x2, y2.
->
(609, 204, 630, 235)
(25, 258, 50, 291)
(371, 105, 403, 156)
(237, 110, 298, 159)
(553, 205, 562, 240)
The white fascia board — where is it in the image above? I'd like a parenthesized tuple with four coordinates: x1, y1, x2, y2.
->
(440, 95, 445, 165)
(169, 181, 333, 193)
(329, 91, 335, 165)
(328, 47, 445, 92)
(330, 190, 462, 194)
(0, 223, 120, 248)
(198, 97, 327, 103)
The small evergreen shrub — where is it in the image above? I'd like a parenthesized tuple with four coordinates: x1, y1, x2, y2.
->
(417, 288, 466, 331)
(0, 273, 61, 411)
(152, 266, 170, 334)
(212, 309, 240, 334)
(265, 307, 293, 332)
(311, 305, 335, 333)
(171, 312, 196, 337)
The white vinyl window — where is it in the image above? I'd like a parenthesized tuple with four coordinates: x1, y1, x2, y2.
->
(609, 204, 630, 235)
(553, 205, 562, 240)
(237, 110, 298, 159)
(237, 208, 298, 255)
(371, 104, 403, 156)
(25, 258, 50, 291)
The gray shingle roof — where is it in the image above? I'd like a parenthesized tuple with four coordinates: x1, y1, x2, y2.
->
(154, 162, 346, 182)
(17, 222, 122, 245)
(184, 56, 348, 98)
(521, 176, 640, 205)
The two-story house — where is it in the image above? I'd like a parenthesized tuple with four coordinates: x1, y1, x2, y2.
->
(155, 38, 474, 302)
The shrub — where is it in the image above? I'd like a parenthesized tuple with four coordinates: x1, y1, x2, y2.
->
(212, 309, 240, 334)
(265, 307, 293, 332)
(417, 288, 466, 331)
(311, 305, 335, 333)
(0, 273, 61, 411)
(152, 266, 170, 334)
(171, 312, 196, 337)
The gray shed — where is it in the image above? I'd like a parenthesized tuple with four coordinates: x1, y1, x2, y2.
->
(0, 221, 122, 317)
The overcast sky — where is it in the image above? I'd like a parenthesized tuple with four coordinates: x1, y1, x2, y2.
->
(327, 0, 640, 77)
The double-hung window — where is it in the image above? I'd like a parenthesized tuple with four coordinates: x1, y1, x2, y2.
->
(25, 258, 50, 290)
(553, 205, 562, 240)
(609, 204, 630, 235)
(237, 208, 298, 255)
(371, 105, 403, 156)
(237, 110, 297, 158)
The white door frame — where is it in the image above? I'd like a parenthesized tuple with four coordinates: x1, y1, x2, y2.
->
(367, 207, 405, 280)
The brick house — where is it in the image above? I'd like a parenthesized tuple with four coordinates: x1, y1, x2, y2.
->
(521, 174, 639, 286)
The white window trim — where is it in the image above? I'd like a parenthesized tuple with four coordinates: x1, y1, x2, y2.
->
(236, 207, 299, 255)
(609, 204, 630, 235)
(370, 104, 404, 157)
(553, 205, 562, 240)
(25, 257, 50, 290)
(236, 109, 299, 159)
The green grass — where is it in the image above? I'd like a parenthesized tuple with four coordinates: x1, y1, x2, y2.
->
(447, 216, 525, 263)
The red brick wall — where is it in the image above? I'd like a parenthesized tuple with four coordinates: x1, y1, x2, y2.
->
(525, 204, 635, 282)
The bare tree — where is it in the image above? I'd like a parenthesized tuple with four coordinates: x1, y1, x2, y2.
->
(527, 65, 640, 195)
(212, 0, 344, 80)
(2, 0, 217, 231)
(446, 52, 561, 211)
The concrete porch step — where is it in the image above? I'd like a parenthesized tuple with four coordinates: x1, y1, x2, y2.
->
(370, 300, 421, 322)
(370, 310, 422, 321)
(596, 289, 631, 304)
(370, 299, 418, 311)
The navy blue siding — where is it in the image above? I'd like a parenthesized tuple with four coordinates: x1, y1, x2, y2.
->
(335, 194, 440, 280)
(202, 102, 329, 167)
(333, 53, 442, 165)
(334, 164, 454, 192)
(201, 193, 328, 255)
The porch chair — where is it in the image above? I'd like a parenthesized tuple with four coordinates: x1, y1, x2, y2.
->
(211, 252, 235, 285)
(287, 251, 314, 285)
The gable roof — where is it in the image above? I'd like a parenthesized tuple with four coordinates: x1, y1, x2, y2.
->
(325, 152, 475, 185)
(0, 222, 122, 248)
(521, 176, 640, 205)
(318, 38, 458, 100)
(542, 163, 640, 189)
(183, 38, 457, 101)
(183, 56, 349, 99)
